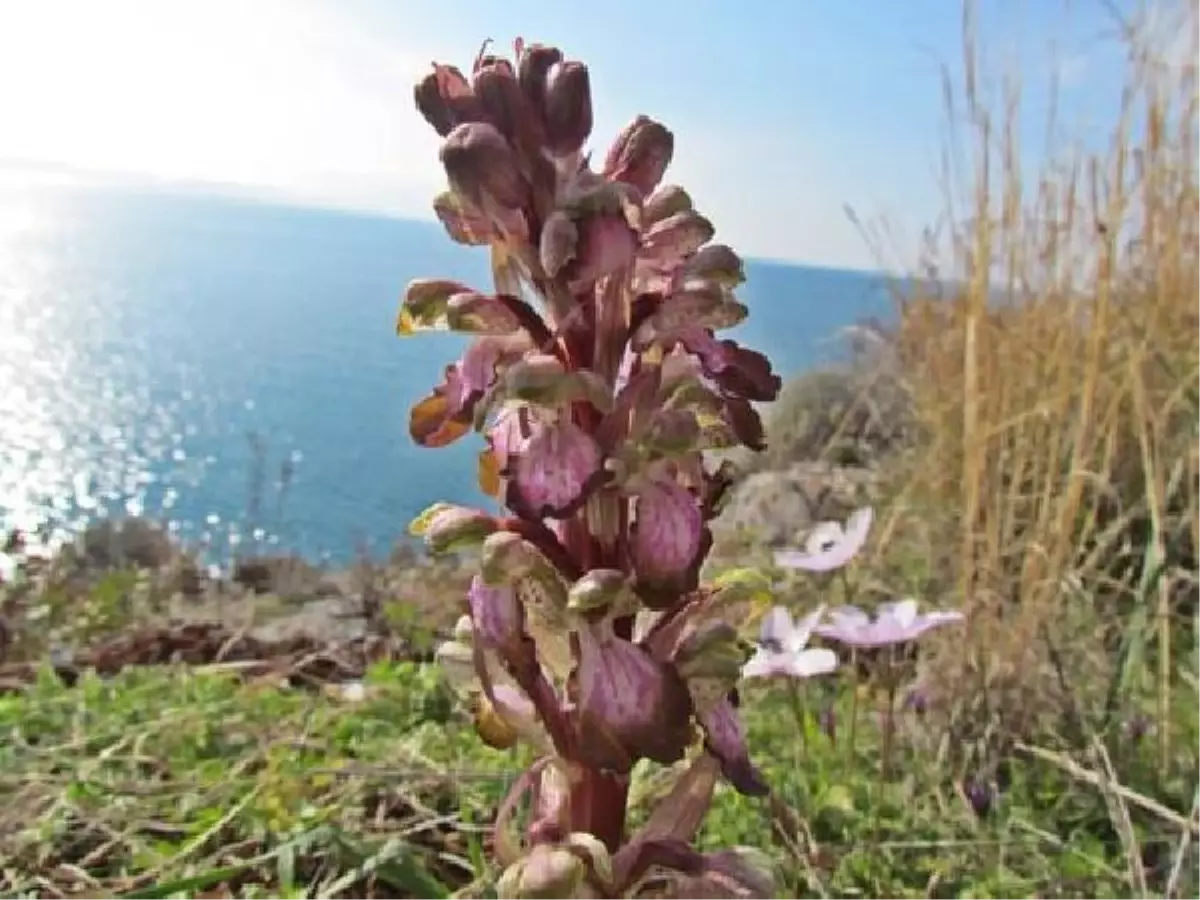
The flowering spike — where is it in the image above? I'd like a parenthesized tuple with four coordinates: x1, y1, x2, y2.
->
(403, 36, 792, 883)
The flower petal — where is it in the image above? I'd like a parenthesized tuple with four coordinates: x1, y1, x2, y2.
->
(740, 649, 788, 680)
(804, 521, 846, 556)
(756, 606, 795, 652)
(510, 418, 605, 518)
(697, 697, 768, 796)
(574, 623, 694, 772)
(782, 648, 840, 679)
(632, 479, 703, 589)
(786, 604, 828, 653)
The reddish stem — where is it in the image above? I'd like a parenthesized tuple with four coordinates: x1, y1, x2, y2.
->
(569, 766, 630, 853)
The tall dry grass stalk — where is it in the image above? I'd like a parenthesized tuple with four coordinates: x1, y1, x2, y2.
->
(881, 0, 1198, 771)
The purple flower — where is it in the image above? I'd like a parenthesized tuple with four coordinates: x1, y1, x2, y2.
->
(962, 776, 994, 818)
(774, 506, 874, 573)
(742, 605, 839, 681)
(815, 598, 965, 648)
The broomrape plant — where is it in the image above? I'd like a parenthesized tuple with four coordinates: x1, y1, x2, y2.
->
(398, 38, 782, 899)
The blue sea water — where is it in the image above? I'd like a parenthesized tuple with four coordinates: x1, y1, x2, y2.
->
(0, 181, 894, 564)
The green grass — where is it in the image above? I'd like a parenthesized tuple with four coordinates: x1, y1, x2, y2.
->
(2, 653, 1193, 898)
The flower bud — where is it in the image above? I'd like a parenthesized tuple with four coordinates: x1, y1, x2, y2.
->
(414, 63, 484, 136)
(543, 60, 593, 156)
(473, 56, 539, 149)
(440, 122, 527, 212)
(602, 115, 674, 197)
(642, 184, 693, 227)
(517, 43, 564, 122)
(408, 502, 499, 554)
(497, 844, 585, 899)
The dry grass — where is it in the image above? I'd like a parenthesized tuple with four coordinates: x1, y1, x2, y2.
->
(858, 0, 1198, 843)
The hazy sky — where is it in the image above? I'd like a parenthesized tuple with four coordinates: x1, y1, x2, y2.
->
(0, 0, 1171, 269)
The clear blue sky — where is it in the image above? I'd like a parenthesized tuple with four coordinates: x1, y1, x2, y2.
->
(0, 0, 1181, 270)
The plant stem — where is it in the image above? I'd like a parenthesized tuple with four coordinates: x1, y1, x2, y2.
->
(570, 767, 630, 853)
(880, 647, 898, 782)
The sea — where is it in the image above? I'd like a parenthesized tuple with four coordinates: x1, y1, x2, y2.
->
(0, 180, 895, 565)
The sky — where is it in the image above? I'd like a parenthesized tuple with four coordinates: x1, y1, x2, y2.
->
(0, 0, 1186, 270)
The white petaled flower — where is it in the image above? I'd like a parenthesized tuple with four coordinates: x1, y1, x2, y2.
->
(773, 506, 874, 573)
(742, 604, 839, 681)
(814, 598, 965, 648)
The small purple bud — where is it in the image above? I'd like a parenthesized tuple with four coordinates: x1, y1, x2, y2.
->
(1125, 713, 1154, 743)
(516, 42, 564, 124)
(542, 60, 593, 156)
(602, 115, 674, 197)
(414, 63, 484, 137)
(471, 56, 540, 150)
(903, 687, 930, 715)
(963, 776, 993, 819)
(575, 623, 694, 772)
(440, 121, 527, 213)
(819, 704, 838, 744)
